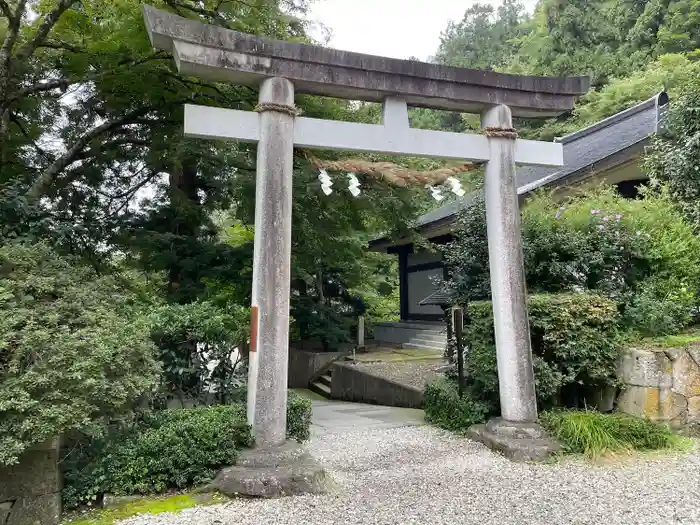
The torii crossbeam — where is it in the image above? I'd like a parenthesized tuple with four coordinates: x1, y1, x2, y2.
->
(143, 6, 589, 458)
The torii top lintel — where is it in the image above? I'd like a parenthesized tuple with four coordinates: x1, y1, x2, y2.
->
(143, 6, 590, 118)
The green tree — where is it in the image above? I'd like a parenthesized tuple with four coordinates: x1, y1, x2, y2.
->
(645, 79, 700, 231)
(509, 0, 624, 86)
(531, 53, 700, 141)
(434, 1, 528, 70)
(0, 242, 160, 465)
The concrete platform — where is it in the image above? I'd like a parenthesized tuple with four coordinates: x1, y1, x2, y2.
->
(310, 400, 425, 436)
(351, 347, 443, 363)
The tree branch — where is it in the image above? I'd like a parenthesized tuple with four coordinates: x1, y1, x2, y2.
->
(9, 111, 53, 161)
(38, 39, 87, 54)
(72, 136, 151, 162)
(16, 0, 81, 63)
(27, 106, 153, 200)
(11, 52, 170, 103)
(164, 0, 232, 28)
(0, 0, 27, 79)
(105, 170, 160, 216)
(0, 1, 12, 20)
(15, 78, 68, 98)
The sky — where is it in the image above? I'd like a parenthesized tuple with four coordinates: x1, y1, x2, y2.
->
(306, 0, 538, 61)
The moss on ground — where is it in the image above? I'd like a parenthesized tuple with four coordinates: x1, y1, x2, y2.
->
(62, 493, 228, 525)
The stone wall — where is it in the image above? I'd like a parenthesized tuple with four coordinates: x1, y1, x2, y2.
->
(0, 438, 61, 525)
(330, 362, 424, 408)
(617, 344, 700, 426)
(288, 349, 348, 388)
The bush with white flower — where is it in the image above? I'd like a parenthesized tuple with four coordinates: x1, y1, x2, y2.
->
(444, 185, 700, 336)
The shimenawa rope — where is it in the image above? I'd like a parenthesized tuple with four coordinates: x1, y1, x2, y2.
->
(254, 103, 302, 117)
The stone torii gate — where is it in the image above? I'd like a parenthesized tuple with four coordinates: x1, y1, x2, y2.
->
(143, 6, 589, 461)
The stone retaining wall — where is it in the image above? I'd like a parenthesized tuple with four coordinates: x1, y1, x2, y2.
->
(0, 438, 61, 525)
(330, 362, 424, 408)
(288, 349, 348, 388)
(617, 344, 700, 426)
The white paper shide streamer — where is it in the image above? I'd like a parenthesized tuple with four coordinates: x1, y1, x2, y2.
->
(347, 172, 361, 197)
(317, 167, 465, 202)
(446, 176, 466, 197)
(318, 169, 333, 195)
(426, 184, 444, 202)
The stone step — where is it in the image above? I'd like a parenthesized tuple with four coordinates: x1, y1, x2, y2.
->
(401, 342, 445, 352)
(375, 326, 447, 345)
(408, 333, 447, 344)
(375, 321, 446, 331)
(408, 337, 446, 348)
(309, 380, 331, 399)
(318, 373, 332, 388)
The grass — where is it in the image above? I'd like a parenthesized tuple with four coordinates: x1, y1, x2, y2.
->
(540, 410, 688, 457)
(640, 328, 700, 349)
(62, 493, 228, 525)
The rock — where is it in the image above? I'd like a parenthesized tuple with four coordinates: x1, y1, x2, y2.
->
(204, 442, 337, 498)
(688, 396, 700, 425)
(617, 386, 687, 425)
(617, 348, 672, 388)
(467, 418, 561, 462)
(687, 343, 700, 369)
(671, 350, 700, 399)
(0, 501, 12, 524)
(4, 493, 61, 525)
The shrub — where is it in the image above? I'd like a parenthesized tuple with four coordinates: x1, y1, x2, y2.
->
(622, 283, 694, 336)
(221, 388, 312, 443)
(424, 378, 489, 432)
(460, 293, 623, 411)
(62, 405, 251, 508)
(149, 301, 250, 405)
(287, 390, 313, 442)
(62, 393, 313, 508)
(444, 187, 700, 336)
(524, 187, 700, 314)
(540, 410, 679, 456)
(0, 242, 160, 466)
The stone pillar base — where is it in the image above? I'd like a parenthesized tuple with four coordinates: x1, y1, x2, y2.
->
(468, 418, 561, 462)
(204, 442, 337, 498)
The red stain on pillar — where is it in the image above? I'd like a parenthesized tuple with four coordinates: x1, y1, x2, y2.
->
(250, 306, 259, 353)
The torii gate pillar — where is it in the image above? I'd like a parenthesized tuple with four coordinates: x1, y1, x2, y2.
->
(481, 105, 538, 424)
(247, 78, 295, 447)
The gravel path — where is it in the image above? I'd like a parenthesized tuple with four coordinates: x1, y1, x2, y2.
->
(120, 422, 700, 525)
(354, 360, 445, 389)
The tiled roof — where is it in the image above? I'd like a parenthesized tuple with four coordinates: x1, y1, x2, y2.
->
(419, 288, 454, 306)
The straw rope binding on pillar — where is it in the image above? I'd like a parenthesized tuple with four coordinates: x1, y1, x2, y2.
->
(305, 154, 476, 187)
(484, 126, 518, 139)
(254, 103, 302, 117)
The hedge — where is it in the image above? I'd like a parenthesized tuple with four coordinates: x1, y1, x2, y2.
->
(424, 378, 489, 432)
(287, 390, 313, 442)
(63, 393, 314, 508)
(452, 293, 623, 411)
